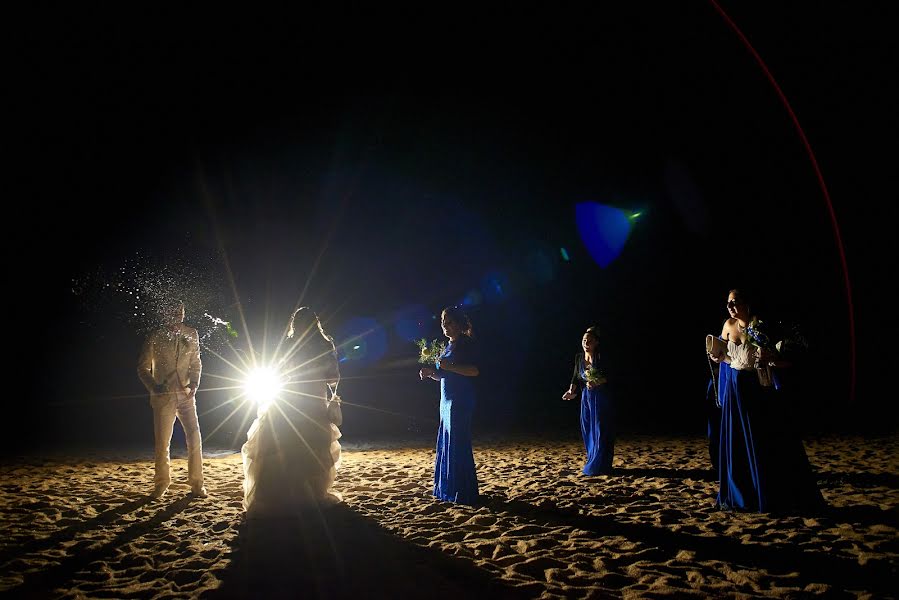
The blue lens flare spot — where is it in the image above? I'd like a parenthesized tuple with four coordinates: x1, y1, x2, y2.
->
(575, 202, 634, 268)
(335, 316, 387, 364)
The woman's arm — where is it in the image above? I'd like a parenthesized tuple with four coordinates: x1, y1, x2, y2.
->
(324, 350, 341, 385)
(710, 320, 732, 364)
(569, 353, 581, 390)
(437, 339, 480, 377)
(758, 345, 791, 369)
(562, 353, 580, 400)
(436, 362, 479, 377)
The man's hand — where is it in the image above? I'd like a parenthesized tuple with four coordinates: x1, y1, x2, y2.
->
(562, 389, 577, 401)
(419, 367, 436, 380)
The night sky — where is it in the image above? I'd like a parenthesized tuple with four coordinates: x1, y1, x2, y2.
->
(11, 3, 892, 454)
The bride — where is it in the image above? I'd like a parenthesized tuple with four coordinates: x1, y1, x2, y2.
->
(242, 307, 342, 515)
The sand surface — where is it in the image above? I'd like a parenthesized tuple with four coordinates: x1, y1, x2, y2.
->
(1, 435, 896, 598)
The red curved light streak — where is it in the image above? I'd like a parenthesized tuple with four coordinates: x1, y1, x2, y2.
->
(709, 0, 856, 403)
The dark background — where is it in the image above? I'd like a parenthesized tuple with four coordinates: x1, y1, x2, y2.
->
(9, 3, 893, 454)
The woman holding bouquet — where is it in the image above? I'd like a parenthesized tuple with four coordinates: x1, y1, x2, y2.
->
(708, 289, 822, 513)
(562, 326, 615, 475)
(419, 306, 480, 505)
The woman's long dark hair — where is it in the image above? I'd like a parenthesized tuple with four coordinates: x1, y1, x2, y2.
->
(441, 306, 473, 338)
(287, 307, 336, 355)
(583, 326, 600, 360)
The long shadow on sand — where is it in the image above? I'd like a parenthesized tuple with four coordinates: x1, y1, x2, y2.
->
(204, 503, 530, 600)
(482, 495, 896, 596)
(5, 495, 194, 597)
(614, 466, 717, 481)
(816, 471, 899, 489)
(0, 495, 153, 567)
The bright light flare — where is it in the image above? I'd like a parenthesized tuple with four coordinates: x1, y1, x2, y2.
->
(243, 366, 284, 413)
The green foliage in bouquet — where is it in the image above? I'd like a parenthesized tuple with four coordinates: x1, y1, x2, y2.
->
(772, 321, 808, 362)
(746, 317, 808, 361)
(585, 365, 607, 386)
(415, 338, 446, 365)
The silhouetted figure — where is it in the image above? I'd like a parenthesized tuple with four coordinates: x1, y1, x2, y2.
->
(242, 307, 342, 515)
(137, 299, 206, 499)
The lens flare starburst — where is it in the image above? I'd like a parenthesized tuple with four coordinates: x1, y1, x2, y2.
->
(242, 366, 285, 414)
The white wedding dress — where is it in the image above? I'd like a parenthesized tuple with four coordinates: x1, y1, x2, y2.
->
(242, 351, 342, 515)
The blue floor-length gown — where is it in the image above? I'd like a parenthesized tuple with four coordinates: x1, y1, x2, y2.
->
(574, 354, 615, 475)
(717, 364, 767, 511)
(716, 361, 823, 513)
(433, 338, 479, 504)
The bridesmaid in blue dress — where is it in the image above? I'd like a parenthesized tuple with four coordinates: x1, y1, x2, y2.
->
(709, 289, 823, 513)
(418, 307, 480, 505)
(562, 326, 615, 475)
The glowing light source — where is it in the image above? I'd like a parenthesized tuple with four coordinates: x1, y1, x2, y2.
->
(629, 211, 642, 220)
(243, 367, 283, 414)
(560, 247, 570, 261)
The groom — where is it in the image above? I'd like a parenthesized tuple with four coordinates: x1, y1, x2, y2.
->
(137, 299, 207, 499)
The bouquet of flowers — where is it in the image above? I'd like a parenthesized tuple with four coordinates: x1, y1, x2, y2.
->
(415, 338, 446, 365)
(743, 317, 805, 387)
(744, 317, 770, 350)
(742, 318, 772, 386)
(584, 365, 607, 386)
(772, 321, 808, 362)
(746, 318, 808, 358)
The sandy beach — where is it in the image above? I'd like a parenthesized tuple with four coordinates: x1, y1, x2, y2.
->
(2, 434, 896, 598)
